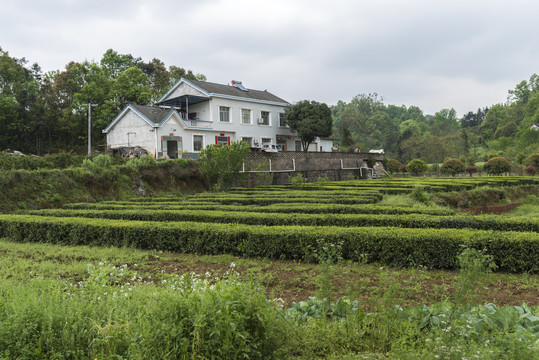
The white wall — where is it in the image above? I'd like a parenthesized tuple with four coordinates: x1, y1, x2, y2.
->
(106, 111, 155, 154)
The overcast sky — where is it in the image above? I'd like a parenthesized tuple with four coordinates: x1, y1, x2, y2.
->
(2, 0, 538, 116)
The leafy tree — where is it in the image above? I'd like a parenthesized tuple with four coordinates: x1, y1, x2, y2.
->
(285, 100, 332, 151)
(385, 158, 401, 174)
(199, 141, 250, 190)
(111, 66, 151, 109)
(441, 158, 465, 176)
(483, 157, 512, 175)
(406, 159, 428, 175)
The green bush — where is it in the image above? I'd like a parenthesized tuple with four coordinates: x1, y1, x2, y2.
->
(1, 214, 537, 272)
(440, 158, 465, 176)
(406, 159, 429, 175)
(483, 157, 512, 175)
(27, 207, 539, 232)
(289, 173, 308, 187)
(385, 159, 401, 174)
(199, 141, 250, 190)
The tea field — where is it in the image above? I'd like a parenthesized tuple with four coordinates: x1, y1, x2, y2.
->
(0, 176, 538, 359)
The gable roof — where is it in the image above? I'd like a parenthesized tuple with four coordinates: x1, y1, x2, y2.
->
(157, 78, 289, 106)
(103, 104, 176, 133)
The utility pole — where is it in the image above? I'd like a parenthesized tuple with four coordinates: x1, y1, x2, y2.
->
(87, 103, 97, 156)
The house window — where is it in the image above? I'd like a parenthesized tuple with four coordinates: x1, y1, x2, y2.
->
(260, 111, 270, 125)
(241, 109, 251, 124)
(216, 136, 229, 146)
(219, 106, 230, 122)
(279, 113, 287, 127)
(241, 137, 253, 146)
(193, 135, 204, 152)
(261, 138, 272, 145)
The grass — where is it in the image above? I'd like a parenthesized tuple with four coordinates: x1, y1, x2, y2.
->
(1, 237, 537, 311)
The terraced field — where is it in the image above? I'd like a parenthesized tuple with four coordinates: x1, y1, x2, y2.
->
(2, 176, 538, 273)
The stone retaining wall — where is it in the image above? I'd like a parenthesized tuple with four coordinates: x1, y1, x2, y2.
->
(241, 151, 385, 185)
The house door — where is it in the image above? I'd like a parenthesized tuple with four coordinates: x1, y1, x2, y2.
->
(167, 140, 178, 159)
(295, 140, 302, 152)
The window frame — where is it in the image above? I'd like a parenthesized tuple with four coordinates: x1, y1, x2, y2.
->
(219, 106, 231, 123)
(241, 108, 252, 125)
(260, 111, 270, 126)
(193, 134, 204, 152)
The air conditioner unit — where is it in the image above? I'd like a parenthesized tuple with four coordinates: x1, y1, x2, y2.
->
(257, 118, 265, 124)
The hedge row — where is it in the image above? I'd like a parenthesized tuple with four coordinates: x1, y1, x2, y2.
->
(0, 214, 536, 272)
(122, 197, 382, 206)
(63, 202, 456, 216)
(27, 209, 539, 233)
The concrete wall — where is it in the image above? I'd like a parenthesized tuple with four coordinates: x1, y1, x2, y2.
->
(241, 151, 385, 185)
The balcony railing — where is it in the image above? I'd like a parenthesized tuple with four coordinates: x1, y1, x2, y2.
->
(179, 117, 213, 129)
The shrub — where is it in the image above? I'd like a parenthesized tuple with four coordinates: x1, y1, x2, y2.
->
(125, 154, 156, 171)
(398, 164, 407, 174)
(385, 159, 401, 174)
(289, 173, 308, 187)
(199, 141, 250, 190)
(525, 165, 538, 175)
(82, 154, 112, 172)
(527, 153, 539, 168)
(483, 157, 512, 175)
(406, 159, 428, 175)
(440, 158, 465, 176)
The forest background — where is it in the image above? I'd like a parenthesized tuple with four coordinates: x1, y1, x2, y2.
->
(1, 47, 538, 165)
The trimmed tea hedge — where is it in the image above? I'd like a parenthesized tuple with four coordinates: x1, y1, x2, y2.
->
(26, 209, 539, 233)
(63, 202, 456, 216)
(0, 214, 537, 272)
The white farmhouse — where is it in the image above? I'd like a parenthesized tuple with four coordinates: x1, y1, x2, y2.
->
(103, 78, 333, 158)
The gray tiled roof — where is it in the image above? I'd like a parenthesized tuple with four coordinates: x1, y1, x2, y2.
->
(188, 79, 289, 104)
(131, 104, 171, 124)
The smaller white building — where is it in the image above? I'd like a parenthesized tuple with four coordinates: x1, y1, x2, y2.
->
(103, 78, 333, 158)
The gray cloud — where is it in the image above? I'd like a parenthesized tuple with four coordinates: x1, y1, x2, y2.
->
(2, 0, 538, 116)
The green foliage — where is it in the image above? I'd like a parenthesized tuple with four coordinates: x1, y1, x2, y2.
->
(483, 156, 512, 175)
(82, 154, 112, 171)
(284, 100, 332, 151)
(289, 173, 308, 187)
(0, 48, 204, 154)
(385, 158, 401, 173)
(409, 186, 430, 204)
(406, 159, 428, 175)
(199, 141, 251, 190)
(440, 158, 465, 176)
(2, 211, 538, 272)
(125, 154, 156, 171)
(0, 264, 278, 359)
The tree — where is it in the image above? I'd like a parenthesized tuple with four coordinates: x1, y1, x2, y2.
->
(199, 141, 251, 190)
(406, 159, 428, 175)
(385, 158, 401, 174)
(284, 100, 332, 151)
(440, 158, 465, 176)
(483, 157, 512, 175)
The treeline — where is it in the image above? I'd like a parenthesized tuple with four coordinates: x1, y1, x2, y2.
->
(2, 46, 538, 163)
(332, 75, 539, 164)
(0, 48, 204, 154)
